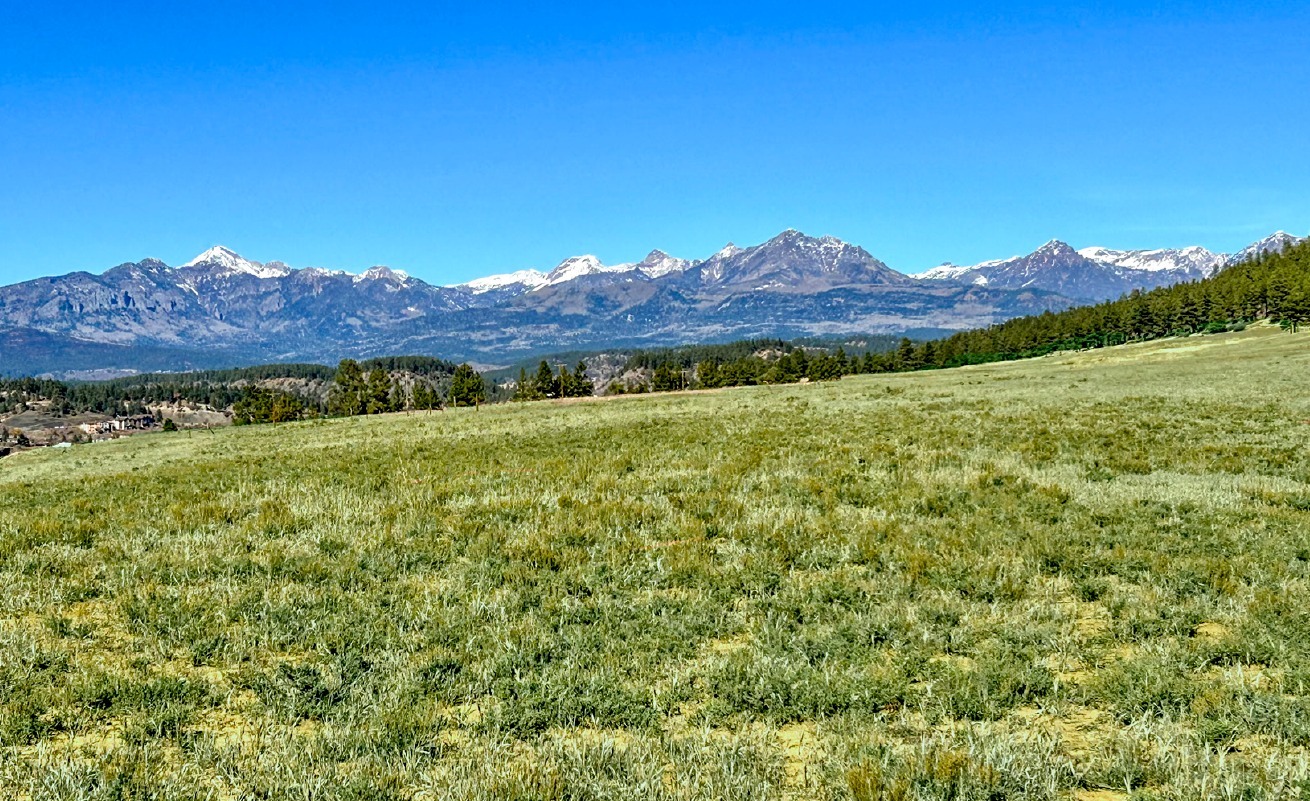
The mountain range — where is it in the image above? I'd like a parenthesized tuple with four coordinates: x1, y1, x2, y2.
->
(0, 229, 1302, 377)
(912, 232, 1301, 297)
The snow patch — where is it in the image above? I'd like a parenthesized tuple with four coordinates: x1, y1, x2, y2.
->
(637, 250, 694, 279)
(354, 266, 410, 284)
(182, 246, 291, 279)
(542, 255, 633, 287)
(453, 269, 549, 294)
(1079, 245, 1224, 275)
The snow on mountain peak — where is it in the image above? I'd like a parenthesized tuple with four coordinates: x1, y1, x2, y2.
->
(454, 269, 549, 294)
(767, 229, 825, 248)
(1078, 245, 1224, 275)
(544, 255, 617, 286)
(1226, 230, 1305, 266)
(181, 246, 291, 279)
(354, 265, 411, 284)
(912, 262, 977, 280)
(637, 249, 694, 279)
(1250, 231, 1299, 248)
(1036, 239, 1075, 254)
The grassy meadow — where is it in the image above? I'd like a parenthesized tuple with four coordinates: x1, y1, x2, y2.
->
(2, 325, 1309, 799)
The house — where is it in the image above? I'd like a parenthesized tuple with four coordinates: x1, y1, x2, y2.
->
(81, 415, 157, 436)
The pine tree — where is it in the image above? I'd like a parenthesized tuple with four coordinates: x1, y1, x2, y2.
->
(1282, 288, 1310, 332)
(696, 360, 721, 389)
(450, 364, 486, 407)
(895, 338, 919, 371)
(534, 360, 555, 399)
(513, 368, 535, 401)
(652, 363, 679, 392)
(328, 359, 366, 416)
(365, 368, 393, 414)
(556, 364, 572, 399)
(269, 393, 306, 422)
(569, 361, 594, 397)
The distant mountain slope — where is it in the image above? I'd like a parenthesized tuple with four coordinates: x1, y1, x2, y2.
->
(914, 231, 1304, 301)
(905, 234, 1310, 371)
(0, 227, 1301, 376)
(1075, 244, 1223, 278)
(917, 241, 1128, 299)
(1224, 231, 1304, 266)
(0, 327, 252, 379)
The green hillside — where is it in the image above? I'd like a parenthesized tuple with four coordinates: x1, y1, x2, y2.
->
(2, 326, 1309, 799)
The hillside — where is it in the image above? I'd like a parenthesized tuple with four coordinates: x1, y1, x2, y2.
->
(2, 326, 1308, 797)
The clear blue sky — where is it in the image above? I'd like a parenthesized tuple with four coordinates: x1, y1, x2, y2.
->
(1, 2, 1307, 284)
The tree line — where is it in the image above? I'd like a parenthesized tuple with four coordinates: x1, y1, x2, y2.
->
(623, 335, 902, 371)
(605, 347, 865, 394)
(1, 356, 490, 426)
(512, 361, 594, 401)
(598, 239, 1310, 393)
(233, 360, 488, 424)
(903, 239, 1310, 370)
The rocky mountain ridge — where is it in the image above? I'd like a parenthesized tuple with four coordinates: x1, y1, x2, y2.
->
(0, 228, 1302, 376)
(914, 231, 1303, 298)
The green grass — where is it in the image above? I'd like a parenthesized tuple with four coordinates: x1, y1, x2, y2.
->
(2, 325, 1310, 799)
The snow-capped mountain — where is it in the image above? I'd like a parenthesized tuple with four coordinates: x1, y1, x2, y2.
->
(0, 246, 460, 366)
(353, 265, 412, 286)
(914, 240, 1124, 299)
(1077, 245, 1224, 277)
(540, 251, 698, 286)
(182, 246, 293, 279)
(634, 250, 695, 279)
(451, 249, 697, 299)
(456, 269, 549, 295)
(915, 231, 1304, 301)
(691, 230, 907, 290)
(0, 228, 1303, 376)
(916, 257, 1014, 284)
(541, 255, 616, 286)
(1224, 231, 1305, 267)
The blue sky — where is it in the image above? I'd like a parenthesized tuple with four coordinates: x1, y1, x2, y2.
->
(1, 2, 1307, 284)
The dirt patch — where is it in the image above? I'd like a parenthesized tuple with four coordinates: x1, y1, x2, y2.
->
(1057, 669, 1092, 687)
(1013, 706, 1107, 756)
(776, 721, 818, 787)
(1050, 707, 1106, 754)
(441, 698, 496, 727)
(706, 635, 750, 655)
(1075, 616, 1110, 637)
(929, 654, 977, 671)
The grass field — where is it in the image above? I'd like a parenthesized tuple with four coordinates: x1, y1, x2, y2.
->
(2, 325, 1309, 800)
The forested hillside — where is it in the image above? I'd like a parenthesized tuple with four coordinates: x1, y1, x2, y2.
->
(0, 357, 458, 419)
(676, 237, 1310, 380)
(915, 238, 1310, 368)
